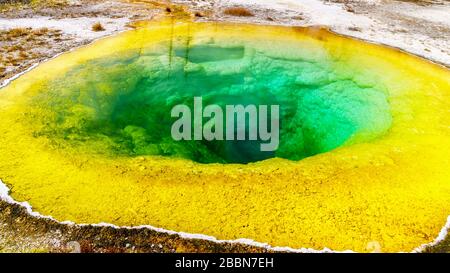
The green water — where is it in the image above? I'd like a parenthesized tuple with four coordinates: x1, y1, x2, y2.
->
(33, 43, 392, 164)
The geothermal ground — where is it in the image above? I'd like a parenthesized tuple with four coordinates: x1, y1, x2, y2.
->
(0, 0, 449, 252)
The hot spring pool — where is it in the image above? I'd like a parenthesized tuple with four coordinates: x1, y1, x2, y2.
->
(0, 21, 449, 252)
(30, 25, 391, 164)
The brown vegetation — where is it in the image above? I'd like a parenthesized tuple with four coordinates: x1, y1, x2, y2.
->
(223, 7, 254, 17)
(5, 27, 30, 38)
(0, 27, 67, 83)
(91, 22, 105, 32)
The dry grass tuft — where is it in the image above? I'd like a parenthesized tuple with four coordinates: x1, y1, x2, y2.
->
(223, 7, 254, 17)
(164, 5, 191, 19)
(33, 27, 49, 36)
(17, 51, 29, 61)
(6, 44, 24, 52)
(194, 11, 204, 18)
(30, 0, 68, 8)
(0, 0, 68, 13)
(6, 27, 31, 38)
(91, 22, 105, 32)
(0, 26, 67, 81)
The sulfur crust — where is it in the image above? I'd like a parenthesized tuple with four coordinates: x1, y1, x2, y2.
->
(0, 21, 449, 252)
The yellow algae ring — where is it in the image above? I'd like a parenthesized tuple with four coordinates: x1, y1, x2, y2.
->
(0, 21, 449, 253)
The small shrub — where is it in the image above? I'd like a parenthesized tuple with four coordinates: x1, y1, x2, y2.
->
(194, 12, 204, 18)
(91, 22, 105, 32)
(223, 7, 254, 17)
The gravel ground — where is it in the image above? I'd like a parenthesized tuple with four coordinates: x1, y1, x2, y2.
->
(0, 199, 275, 253)
(172, 0, 450, 67)
(0, 0, 159, 86)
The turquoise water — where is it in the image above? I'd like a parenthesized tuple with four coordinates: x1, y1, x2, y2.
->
(34, 43, 392, 163)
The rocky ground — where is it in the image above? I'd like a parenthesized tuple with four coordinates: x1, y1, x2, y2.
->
(0, 199, 276, 252)
(172, 0, 450, 67)
(0, 0, 449, 252)
(0, 0, 161, 86)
